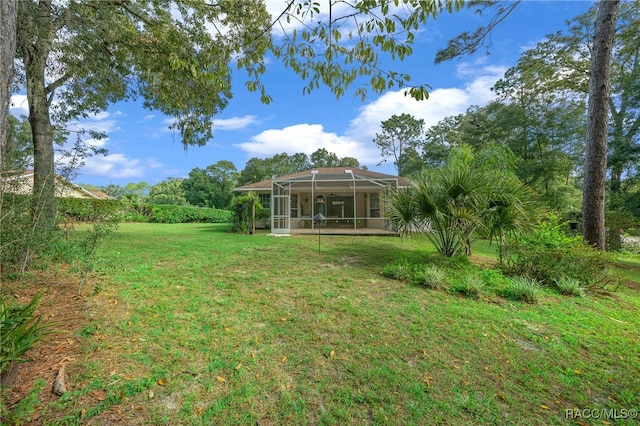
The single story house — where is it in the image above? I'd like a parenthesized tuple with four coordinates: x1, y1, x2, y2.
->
(234, 167, 409, 235)
(2, 170, 109, 199)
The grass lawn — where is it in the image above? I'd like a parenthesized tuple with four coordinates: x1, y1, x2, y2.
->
(4, 223, 640, 425)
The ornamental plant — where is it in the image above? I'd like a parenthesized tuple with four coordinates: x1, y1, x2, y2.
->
(0, 293, 51, 387)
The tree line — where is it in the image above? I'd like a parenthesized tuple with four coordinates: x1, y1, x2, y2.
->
(84, 149, 363, 209)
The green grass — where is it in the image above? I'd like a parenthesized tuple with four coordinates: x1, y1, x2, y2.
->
(28, 224, 640, 424)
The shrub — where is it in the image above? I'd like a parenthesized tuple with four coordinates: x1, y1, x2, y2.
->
(452, 275, 485, 299)
(502, 276, 542, 304)
(231, 192, 265, 233)
(478, 268, 509, 288)
(1, 293, 51, 387)
(621, 236, 640, 254)
(127, 204, 233, 224)
(415, 265, 448, 290)
(553, 275, 585, 297)
(57, 198, 123, 222)
(503, 216, 621, 289)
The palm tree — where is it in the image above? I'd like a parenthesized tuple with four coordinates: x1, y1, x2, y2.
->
(387, 144, 532, 257)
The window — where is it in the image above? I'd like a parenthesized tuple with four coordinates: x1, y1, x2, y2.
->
(290, 194, 298, 218)
(258, 193, 270, 209)
(369, 193, 380, 217)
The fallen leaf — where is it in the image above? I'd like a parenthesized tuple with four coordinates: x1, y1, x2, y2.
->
(281, 356, 287, 362)
(149, 390, 154, 399)
(234, 363, 242, 370)
(216, 376, 226, 382)
(157, 378, 167, 386)
(540, 405, 549, 410)
(574, 369, 581, 375)
(330, 350, 335, 357)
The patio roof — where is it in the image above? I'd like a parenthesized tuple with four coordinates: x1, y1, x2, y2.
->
(235, 167, 409, 192)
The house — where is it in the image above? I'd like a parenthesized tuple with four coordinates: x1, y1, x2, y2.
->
(1, 170, 109, 199)
(234, 167, 409, 235)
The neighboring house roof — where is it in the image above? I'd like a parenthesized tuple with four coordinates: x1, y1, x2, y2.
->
(235, 167, 409, 191)
(87, 190, 111, 200)
(2, 170, 108, 199)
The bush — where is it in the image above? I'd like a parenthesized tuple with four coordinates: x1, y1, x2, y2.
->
(621, 236, 640, 254)
(57, 197, 123, 222)
(122, 204, 232, 224)
(1, 293, 51, 386)
(503, 216, 621, 289)
(502, 276, 542, 304)
(415, 265, 448, 290)
(231, 193, 265, 233)
(553, 275, 585, 297)
(452, 275, 485, 299)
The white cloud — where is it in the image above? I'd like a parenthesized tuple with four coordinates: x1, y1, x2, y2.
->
(10, 95, 29, 117)
(67, 111, 121, 137)
(347, 63, 505, 144)
(140, 114, 155, 122)
(236, 63, 505, 169)
(213, 115, 257, 130)
(78, 153, 164, 180)
(235, 123, 379, 163)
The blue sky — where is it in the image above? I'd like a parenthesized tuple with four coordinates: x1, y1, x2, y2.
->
(10, 0, 595, 187)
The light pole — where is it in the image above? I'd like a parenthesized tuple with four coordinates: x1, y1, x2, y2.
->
(314, 195, 325, 255)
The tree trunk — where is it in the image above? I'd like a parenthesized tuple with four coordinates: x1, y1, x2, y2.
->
(0, 0, 17, 278)
(0, 0, 17, 174)
(18, 0, 57, 229)
(582, 0, 620, 250)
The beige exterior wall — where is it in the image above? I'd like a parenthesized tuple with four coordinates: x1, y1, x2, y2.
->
(3, 173, 98, 199)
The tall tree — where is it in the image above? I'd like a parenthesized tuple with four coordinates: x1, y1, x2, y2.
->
(491, 55, 586, 210)
(531, 2, 640, 197)
(310, 148, 340, 168)
(583, 0, 620, 249)
(148, 177, 187, 206)
(123, 182, 150, 204)
(238, 152, 311, 186)
(373, 113, 425, 176)
(183, 161, 237, 209)
(14, 0, 270, 229)
(0, 0, 17, 279)
(1, 0, 17, 176)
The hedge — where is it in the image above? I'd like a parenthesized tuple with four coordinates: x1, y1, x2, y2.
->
(144, 204, 232, 223)
(57, 197, 123, 221)
(5, 195, 233, 224)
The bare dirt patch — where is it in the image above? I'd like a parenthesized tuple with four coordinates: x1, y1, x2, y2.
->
(0, 269, 128, 424)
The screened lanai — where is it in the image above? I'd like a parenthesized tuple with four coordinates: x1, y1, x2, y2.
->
(234, 167, 409, 235)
